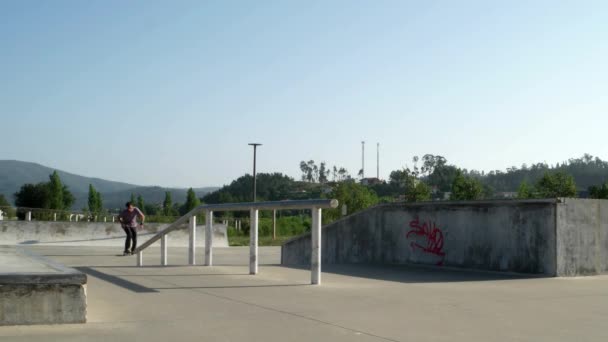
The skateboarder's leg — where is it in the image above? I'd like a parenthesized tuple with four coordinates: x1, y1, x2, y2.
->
(122, 225, 132, 254)
(130, 227, 138, 253)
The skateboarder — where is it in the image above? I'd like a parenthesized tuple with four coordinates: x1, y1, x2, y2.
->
(118, 201, 145, 256)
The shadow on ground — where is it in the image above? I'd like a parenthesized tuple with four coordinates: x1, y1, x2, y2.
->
(284, 263, 547, 284)
(75, 267, 308, 293)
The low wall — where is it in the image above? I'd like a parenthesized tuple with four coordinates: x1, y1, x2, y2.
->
(283, 200, 559, 275)
(0, 246, 87, 325)
(0, 221, 228, 248)
(556, 198, 608, 276)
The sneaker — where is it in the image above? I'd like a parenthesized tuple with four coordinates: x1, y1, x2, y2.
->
(123, 251, 130, 256)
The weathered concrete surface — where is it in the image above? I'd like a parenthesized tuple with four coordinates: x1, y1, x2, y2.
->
(556, 198, 608, 276)
(283, 200, 558, 275)
(0, 221, 228, 248)
(0, 285, 86, 326)
(0, 246, 87, 325)
(2, 246, 608, 341)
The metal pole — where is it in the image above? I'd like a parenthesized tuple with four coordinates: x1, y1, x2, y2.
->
(248, 143, 262, 202)
(253, 146, 257, 202)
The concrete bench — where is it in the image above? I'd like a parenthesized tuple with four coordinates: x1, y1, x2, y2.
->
(0, 246, 87, 325)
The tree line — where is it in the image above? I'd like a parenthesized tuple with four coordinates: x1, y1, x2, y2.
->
(297, 154, 608, 201)
(12, 171, 75, 211)
(9, 171, 204, 219)
(299, 161, 351, 183)
(7, 153, 608, 224)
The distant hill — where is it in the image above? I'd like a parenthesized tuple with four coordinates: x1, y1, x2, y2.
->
(0, 160, 218, 210)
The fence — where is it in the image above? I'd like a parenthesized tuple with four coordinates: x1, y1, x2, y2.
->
(0, 206, 183, 223)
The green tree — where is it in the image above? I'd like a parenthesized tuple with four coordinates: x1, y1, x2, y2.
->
(130, 193, 136, 204)
(0, 194, 15, 218)
(87, 184, 96, 212)
(535, 172, 577, 198)
(203, 173, 297, 204)
(181, 188, 201, 215)
(144, 203, 159, 215)
(589, 182, 608, 199)
(0, 194, 10, 207)
(62, 185, 75, 210)
(48, 171, 64, 210)
(14, 183, 50, 209)
(406, 181, 432, 202)
(87, 184, 103, 213)
(12, 172, 74, 211)
(389, 166, 431, 202)
(137, 195, 145, 213)
(451, 171, 484, 201)
(163, 191, 177, 216)
(517, 181, 534, 199)
(323, 181, 379, 223)
(319, 162, 328, 183)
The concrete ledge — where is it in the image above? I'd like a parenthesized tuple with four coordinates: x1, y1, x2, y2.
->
(0, 221, 228, 247)
(0, 246, 87, 325)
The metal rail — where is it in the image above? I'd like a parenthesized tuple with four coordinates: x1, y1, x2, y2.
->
(132, 199, 338, 285)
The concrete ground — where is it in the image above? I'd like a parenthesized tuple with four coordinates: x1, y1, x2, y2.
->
(2, 246, 608, 342)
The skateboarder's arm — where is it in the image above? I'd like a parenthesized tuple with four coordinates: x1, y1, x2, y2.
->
(136, 208, 145, 225)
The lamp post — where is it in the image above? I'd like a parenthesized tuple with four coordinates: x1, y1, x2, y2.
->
(248, 143, 262, 202)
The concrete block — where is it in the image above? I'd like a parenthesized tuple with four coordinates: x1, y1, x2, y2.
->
(0, 246, 87, 325)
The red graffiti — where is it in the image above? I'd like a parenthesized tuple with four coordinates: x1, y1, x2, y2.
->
(406, 217, 445, 266)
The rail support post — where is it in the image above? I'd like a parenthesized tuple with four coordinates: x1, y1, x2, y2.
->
(272, 209, 277, 240)
(161, 234, 168, 266)
(189, 216, 196, 265)
(250, 208, 258, 275)
(137, 251, 143, 267)
(311, 207, 322, 285)
(205, 210, 213, 266)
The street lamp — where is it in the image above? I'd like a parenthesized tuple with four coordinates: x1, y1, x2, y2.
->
(248, 143, 262, 202)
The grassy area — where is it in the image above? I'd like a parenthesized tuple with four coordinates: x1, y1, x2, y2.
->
(225, 215, 310, 246)
(228, 235, 296, 247)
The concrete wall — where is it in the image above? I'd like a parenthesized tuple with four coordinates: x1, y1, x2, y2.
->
(282, 200, 559, 275)
(0, 221, 228, 248)
(556, 198, 608, 276)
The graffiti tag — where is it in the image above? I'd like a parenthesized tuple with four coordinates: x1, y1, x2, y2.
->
(406, 217, 445, 266)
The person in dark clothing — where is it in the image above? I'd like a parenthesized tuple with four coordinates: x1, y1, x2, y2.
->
(118, 201, 145, 256)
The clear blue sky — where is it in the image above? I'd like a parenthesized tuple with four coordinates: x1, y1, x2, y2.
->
(2, 1, 607, 187)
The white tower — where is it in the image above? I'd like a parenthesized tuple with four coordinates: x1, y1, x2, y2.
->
(377, 143, 380, 179)
(361, 141, 365, 178)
